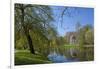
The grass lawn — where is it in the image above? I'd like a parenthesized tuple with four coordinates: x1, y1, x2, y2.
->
(15, 50, 52, 65)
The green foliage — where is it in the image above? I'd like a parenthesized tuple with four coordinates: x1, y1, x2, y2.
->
(15, 34, 28, 50)
(77, 24, 94, 45)
(15, 3, 57, 55)
(85, 30, 94, 44)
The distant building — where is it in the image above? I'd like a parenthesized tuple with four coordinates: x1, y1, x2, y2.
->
(65, 32, 79, 57)
(65, 32, 77, 44)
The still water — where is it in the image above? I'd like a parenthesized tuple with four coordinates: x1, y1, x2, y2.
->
(48, 52, 79, 63)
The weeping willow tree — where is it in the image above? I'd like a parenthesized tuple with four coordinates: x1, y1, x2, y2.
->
(15, 3, 79, 55)
(15, 3, 56, 54)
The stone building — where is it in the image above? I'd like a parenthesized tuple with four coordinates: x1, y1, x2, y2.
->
(65, 32, 77, 44)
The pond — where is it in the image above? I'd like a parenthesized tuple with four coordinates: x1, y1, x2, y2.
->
(48, 51, 79, 63)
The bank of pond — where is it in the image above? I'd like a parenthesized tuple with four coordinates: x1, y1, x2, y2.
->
(15, 45, 94, 65)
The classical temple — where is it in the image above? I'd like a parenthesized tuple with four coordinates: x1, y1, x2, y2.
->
(65, 32, 77, 44)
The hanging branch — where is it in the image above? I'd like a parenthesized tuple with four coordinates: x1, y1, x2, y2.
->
(60, 7, 77, 28)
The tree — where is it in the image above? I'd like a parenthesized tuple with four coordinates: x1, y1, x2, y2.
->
(15, 4, 54, 54)
(84, 25, 94, 44)
(77, 24, 94, 45)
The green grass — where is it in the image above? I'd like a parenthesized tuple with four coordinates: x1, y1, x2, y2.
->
(15, 50, 52, 65)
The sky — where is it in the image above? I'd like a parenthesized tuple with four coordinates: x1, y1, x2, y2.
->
(50, 6, 94, 36)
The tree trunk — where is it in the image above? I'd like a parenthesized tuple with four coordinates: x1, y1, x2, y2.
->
(26, 33, 35, 54)
(21, 4, 35, 54)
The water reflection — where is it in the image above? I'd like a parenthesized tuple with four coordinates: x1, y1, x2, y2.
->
(48, 51, 79, 63)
